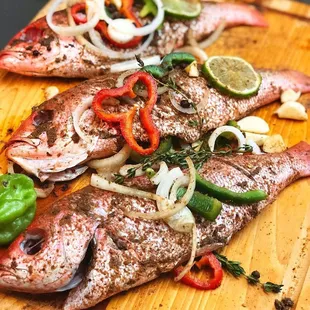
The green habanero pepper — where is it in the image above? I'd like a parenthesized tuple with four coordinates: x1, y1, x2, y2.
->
(161, 52, 196, 71)
(130, 136, 173, 163)
(0, 174, 37, 224)
(195, 173, 268, 205)
(140, 0, 158, 18)
(0, 204, 36, 246)
(177, 188, 222, 221)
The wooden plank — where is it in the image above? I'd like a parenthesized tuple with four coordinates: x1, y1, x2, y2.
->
(0, 1, 310, 310)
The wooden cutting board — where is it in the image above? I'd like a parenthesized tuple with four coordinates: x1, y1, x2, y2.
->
(0, 1, 310, 309)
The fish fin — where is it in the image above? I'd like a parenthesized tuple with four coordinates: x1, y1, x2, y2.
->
(287, 141, 310, 177)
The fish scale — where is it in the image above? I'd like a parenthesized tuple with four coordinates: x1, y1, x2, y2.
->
(5, 68, 310, 182)
(1, 142, 310, 310)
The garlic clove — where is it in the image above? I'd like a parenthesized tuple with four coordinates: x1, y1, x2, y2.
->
(245, 132, 268, 146)
(237, 116, 270, 134)
(262, 134, 287, 153)
(275, 101, 308, 121)
(185, 61, 199, 77)
(280, 89, 301, 103)
(44, 86, 59, 100)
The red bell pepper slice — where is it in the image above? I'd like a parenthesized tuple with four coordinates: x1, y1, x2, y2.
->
(174, 253, 223, 290)
(70, 2, 142, 49)
(92, 71, 160, 156)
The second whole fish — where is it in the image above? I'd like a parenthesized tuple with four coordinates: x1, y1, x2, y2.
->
(0, 142, 309, 309)
(5, 68, 310, 182)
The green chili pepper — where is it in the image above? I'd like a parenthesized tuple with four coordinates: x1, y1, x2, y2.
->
(130, 136, 173, 163)
(177, 188, 222, 221)
(0, 204, 36, 246)
(140, 0, 158, 17)
(161, 52, 196, 70)
(146, 168, 156, 179)
(0, 174, 37, 224)
(195, 173, 268, 205)
(142, 65, 167, 79)
(0, 174, 37, 245)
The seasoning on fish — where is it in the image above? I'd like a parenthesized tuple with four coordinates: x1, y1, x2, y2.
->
(0, 142, 309, 310)
(0, 2, 267, 78)
(5, 67, 310, 182)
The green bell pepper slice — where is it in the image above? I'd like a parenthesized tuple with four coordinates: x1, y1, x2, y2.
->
(0, 174, 37, 224)
(0, 203, 36, 246)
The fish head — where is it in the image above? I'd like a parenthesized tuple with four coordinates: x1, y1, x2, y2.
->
(0, 15, 63, 76)
(0, 11, 98, 77)
(0, 202, 98, 293)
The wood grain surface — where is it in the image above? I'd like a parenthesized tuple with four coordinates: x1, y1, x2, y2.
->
(0, 1, 310, 309)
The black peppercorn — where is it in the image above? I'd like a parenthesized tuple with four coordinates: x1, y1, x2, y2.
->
(32, 50, 40, 57)
(180, 100, 191, 108)
(251, 270, 261, 279)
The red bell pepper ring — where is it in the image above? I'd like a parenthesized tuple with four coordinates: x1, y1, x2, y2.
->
(174, 253, 223, 290)
(92, 71, 160, 156)
(70, 2, 142, 49)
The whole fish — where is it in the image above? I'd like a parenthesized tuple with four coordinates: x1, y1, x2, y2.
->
(0, 142, 309, 310)
(0, 2, 267, 78)
(6, 68, 310, 182)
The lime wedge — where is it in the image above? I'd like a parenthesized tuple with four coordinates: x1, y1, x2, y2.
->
(163, 0, 202, 19)
(202, 56, 262, 98)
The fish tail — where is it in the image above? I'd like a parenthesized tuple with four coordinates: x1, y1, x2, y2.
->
(287, 141, 310, 177)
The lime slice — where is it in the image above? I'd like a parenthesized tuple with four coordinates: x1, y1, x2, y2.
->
(202, 56, 262, 98)
(163, 0, 202, 19)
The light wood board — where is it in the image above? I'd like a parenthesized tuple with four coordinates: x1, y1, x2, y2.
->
(0, 1, 310, 309)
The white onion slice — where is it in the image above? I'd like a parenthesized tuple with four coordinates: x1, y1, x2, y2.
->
(156, 167, 183, 198)
(246, 139, 262, 155)
(102, 0, 165, 37)
(169, 175, 189, 202)
(199, 19, 227, 49)
(134, 86, 169, 98)
(72, 98, 93, 144)
(35, 182, 55, 198)
(174, 224, 197, 281)
(88, 144, 131, 170)
(116, 69, 138, 88)
(123, 157, 196, 220)
(119, 164, 145, 177)
(47, 0, 101, 37)
(208, 125, 246, 152)
(169, 90, 196, 115)
(151, 161, 169, 185)
(111, 55, 161, 73)
(176, 46, 208, 64)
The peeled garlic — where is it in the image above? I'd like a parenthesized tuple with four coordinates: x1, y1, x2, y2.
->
(275, 101, 308, 121)
(237, 116, 269, 134)
(44, 86, 59, 100)
(245, 132, 268, 146)
(262, 134, 287, 153)
(185, 61, 199, 77)
(281, 89, 301, 103)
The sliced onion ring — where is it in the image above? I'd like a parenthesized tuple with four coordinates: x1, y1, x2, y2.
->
(208, 125, 246, 152)
(47, 0, 101, 37)
(88, 144, 131, 170)
(174, 224, 197, 281)
(72, 97, 93, 144)
(111, 56, 161, 73)
(119, 164, 145, 177)
(151, 161, 169, 185)
(199, 19, 227, 49)
(35, 182, 55, 198)
(169, 90, 196, 115)
(102, 0, 165, 37)
(7, 161, 15, 174)
(246, 139, 262, 155)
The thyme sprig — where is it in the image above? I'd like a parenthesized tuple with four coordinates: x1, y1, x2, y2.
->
(114, 145, 253, 183)
(214, 252, 283, 293)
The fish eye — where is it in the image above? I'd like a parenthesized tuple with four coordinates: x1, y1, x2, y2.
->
(20, 228, 45, 255)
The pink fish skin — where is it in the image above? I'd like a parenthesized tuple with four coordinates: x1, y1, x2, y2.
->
(0, 142, 309, 309)
(5, 68, 310, 182)
(0, 2, 267, 78)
